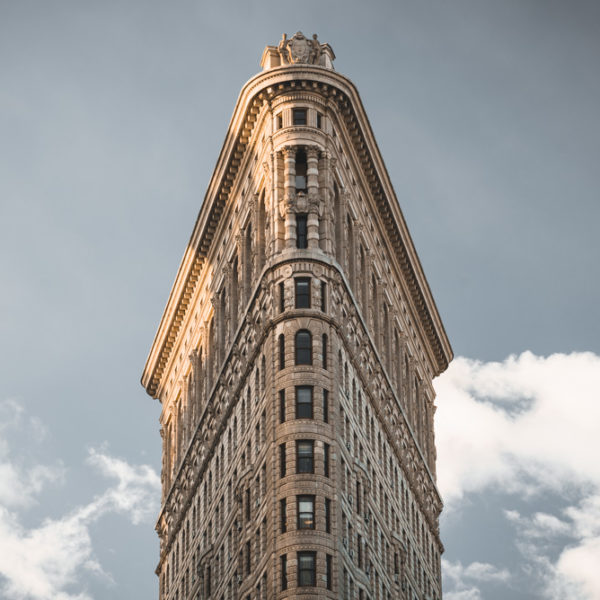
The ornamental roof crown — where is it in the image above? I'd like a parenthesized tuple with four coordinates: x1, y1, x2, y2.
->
(260, 32, 335, 71)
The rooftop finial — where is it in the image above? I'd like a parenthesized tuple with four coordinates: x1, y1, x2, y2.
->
(261, 32, 335, 71)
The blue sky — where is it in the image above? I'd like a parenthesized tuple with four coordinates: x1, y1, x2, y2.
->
(1, 1, 599, 598)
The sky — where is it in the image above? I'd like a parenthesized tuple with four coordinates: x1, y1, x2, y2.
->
(1, 1, 599, 598)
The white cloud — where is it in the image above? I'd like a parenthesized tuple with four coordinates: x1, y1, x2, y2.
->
(0, 399, 160, 600)
(435, 352, 600, 599)
(443, 559, 510, 600)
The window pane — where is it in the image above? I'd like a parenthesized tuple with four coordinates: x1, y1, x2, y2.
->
(295, 330, 312, 365)
(293, 109, 307, 125)
(297, 496, 315, 529)
(295, 278, 311, 308)
(296, 214, 308, 248)
(296, 386, 313, 419)
(298, 552, 316, 586)
(297, 441, 314, 473)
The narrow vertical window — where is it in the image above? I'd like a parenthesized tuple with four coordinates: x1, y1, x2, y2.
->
(296, 440, 314, 473)
(279, 390, 286, 423)
(245, 541, 251, 575)
(281, 554, 288, 591)
(297, 495, 315, 529)
(278, 334, 285, 370)
(296, 214, 308, 248)
(324, 443, 330, 477)
(295, 277, 311, 308)
(280, 498, 287, 533)
(323, 389, 329, 423)
(276, 113, 283, 130)
(295, 149, 307, 191)
(279, 443, 286, 478)
(279, 281, 285, 313)
(326, 554, 332, 590)
(297, 551, 316, 587)
(322, 334, 328, 369)
(296, 386, 313, 419)
(317, 112, 322, 129)
(295, 329, 312, 365)
(325, 497, 331, 533)
(321, 281, 327, 312)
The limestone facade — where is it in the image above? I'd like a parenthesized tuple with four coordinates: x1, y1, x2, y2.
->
(142, 32, 453, 600)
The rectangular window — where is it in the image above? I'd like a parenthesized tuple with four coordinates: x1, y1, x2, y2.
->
(321, 281, 327, 312)
(279, 334, 285, 370)
(279, 281, 285, 313)
(317, 112, 322, 129)
(279, 443, 286, 478)
(281, 554, 288, 590)
(297, 551, 316, 587)
(296, 214, 308, 249)
(295, 278, 311, 308)
(245, 541, 251, 575)
(326, 554, 332, 590)
(293, 109, 307, 126)
(358, 534, 363, 568)
(279, 390, 286, 423)
(297, 495, 315, 529)
(296, 386, 313, 419)
(323, 389, 329, 423)
(325, 497, 331, 533)
(322, 335, 328, 370)
(276, 114, 283, 130)
(324, 443, 330, 477)
(280, 498, 287, 533)
(296, 440, 314, 473)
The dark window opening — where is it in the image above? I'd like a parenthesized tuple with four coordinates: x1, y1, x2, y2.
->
(295, 278, 311, 308)
(279, 390, 286, 423)
(295, 330, 312, 365)
(295, 149, 307, 191)
(278, 334, 285, 370)
(297, 495, 315, 529)
(297, 551, 316, 587)
(279, 443, 286, 478)
(276, 114, 283, 130)
(317, 112, 322, 129)
(326, 554, 332, 590)
(323, 389, 329, 423)
(325, 497, 331, 533)
(281, 554, 288, 590)
(293, 109, 307, 126)
(280, 498, 287, 533)
(296, 214, 308, 248)
(296, 440, 314, 473)
(324, 443, 330, 477)
(296, 386, 313, 419)
(279, 281, 285, 313)
(322, 334, 328, 369)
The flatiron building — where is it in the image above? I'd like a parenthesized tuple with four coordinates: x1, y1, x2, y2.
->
(142, 32, 453, 600)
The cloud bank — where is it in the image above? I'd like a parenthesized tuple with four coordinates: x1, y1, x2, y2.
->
(435, 351, 600, 599)
(0, 400, 160, 600)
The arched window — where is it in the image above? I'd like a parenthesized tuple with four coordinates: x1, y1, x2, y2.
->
(295, 330, 312, 365)
(279, 334, 285, 370)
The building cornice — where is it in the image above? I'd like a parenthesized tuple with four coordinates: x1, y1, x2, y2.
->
(142, 65, 453, 398)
